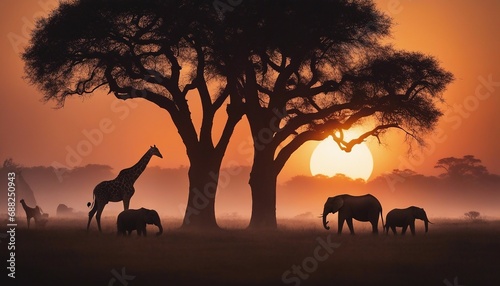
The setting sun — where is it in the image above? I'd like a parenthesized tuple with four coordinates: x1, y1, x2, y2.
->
(310, 135, 374, 181)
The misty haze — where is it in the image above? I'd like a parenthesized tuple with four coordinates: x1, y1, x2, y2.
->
(2, 155, 500, 222)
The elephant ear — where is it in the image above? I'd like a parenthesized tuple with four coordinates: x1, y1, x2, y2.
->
(328, 197, 344, 213)
(145, 210, 158, 224)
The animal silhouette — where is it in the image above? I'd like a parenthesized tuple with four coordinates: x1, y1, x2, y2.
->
(385, 206, 431, 235)
(20, 199, 44, 228)
(87, 145, 163, 232)
(322, 194, 384, 234)
(117, 208, 163, 236)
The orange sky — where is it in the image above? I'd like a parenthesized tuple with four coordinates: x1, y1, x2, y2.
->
(1, 0, 499, 183)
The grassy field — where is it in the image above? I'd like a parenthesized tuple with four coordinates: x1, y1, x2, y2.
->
(2, 217, 499, 285)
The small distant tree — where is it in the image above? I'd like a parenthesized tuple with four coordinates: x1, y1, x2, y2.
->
(464, 211, 481, 221)
(3, 158, 21, 170)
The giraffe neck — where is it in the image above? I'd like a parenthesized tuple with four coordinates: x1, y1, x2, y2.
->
(21, 201, 29, 210)
(118, 150, 153, 183)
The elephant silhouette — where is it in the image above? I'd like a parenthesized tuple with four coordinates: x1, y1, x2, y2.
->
(385, 206, 431, 235)
(322, 194, 384, 234)
(116, 208, 163, 236)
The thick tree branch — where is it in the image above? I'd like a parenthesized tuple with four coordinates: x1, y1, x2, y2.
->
(104, 66, 199, 147)
(332, 123, 408, 152)
(261, 52, 283, 73)
(272, 56, 303, 105)
(274, 120, 341, 174)
(214, 75, 245, 156)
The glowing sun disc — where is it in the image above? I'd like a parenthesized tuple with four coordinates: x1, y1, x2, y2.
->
(310, 135, 374, 181)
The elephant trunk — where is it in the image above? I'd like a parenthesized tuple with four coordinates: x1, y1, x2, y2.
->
(322, 210, 330, 230)
(423, 214, 431, 233)
(156, 223, 163, 236)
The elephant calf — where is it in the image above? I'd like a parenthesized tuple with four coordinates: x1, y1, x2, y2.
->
(117, 208, 163, 236)
(385, 206, 431, 235)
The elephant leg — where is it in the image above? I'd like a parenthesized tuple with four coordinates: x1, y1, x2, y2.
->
(371, 220, 378, 234)
(337, 218, 345, 235)
(27, 217, 30, 229)
(410, 222, 416, 235)
(390, 226, 397, 235)
(401, 224, 408, 235)
(346, 218, 355, 235)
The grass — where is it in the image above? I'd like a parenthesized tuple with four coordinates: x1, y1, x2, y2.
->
(3, 217, 500, 285)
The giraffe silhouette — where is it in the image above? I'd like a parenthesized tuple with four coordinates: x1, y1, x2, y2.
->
(87, 145, 163, 232)
(20, 199, 44, 228)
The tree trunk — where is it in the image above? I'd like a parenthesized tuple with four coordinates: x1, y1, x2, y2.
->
(177, 100, 243, 229)
(248, 149, 278, 229)
(181, 149, 222, 229)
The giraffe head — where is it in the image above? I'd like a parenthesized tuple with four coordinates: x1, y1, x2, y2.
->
(149, 145, 163, 158)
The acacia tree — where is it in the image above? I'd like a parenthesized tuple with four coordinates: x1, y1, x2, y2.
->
(435, 155, 489, 180)
(23, 0, 245, 228)
(464, 211, 481, 221)
(212, 0, 454, 228)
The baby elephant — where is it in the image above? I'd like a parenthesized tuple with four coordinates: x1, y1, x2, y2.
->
(385, 206, 431, 235)
(117, 208, 163, 236)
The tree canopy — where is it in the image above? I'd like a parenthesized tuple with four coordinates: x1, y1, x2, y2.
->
(435, 155, 489, 179)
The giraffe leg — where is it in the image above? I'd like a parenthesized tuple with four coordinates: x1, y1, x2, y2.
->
(122, 186, 134, 210)
(123, 197, 130, 210)
(27, 217, 30, 229)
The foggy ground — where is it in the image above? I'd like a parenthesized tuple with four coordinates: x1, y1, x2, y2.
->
(2, 217, 499, 285)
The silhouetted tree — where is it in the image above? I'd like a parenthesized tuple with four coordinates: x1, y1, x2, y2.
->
(23, 0, 245, 228)
(464, 211, 481, 221)
(212, 1, 453, 227)
(3, 158, 20, 170)
(435, 155, 489, 180)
